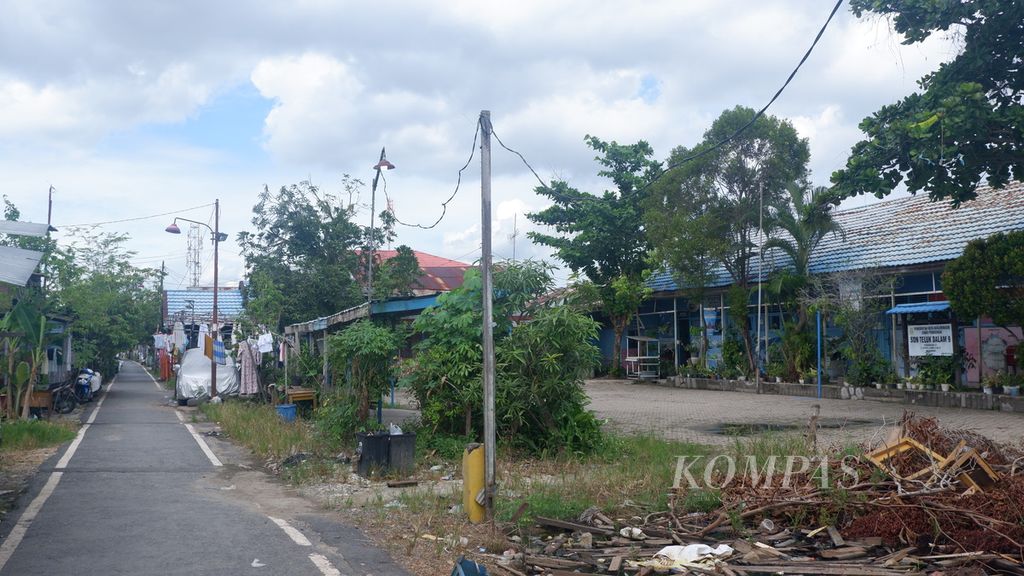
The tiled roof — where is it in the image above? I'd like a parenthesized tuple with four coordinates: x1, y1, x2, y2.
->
(648, 182, 1024, 293)
(375, 249, 470, 292)
(164, 288, 245, 324)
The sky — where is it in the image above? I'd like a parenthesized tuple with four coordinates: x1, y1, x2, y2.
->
(0, 1, 958, 290)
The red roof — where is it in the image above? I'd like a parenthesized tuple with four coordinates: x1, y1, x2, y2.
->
(375, 250, 470, 292)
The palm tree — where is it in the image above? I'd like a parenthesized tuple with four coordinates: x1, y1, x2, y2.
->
(762, 183, 844, 380)
(764, 183, 844, 331)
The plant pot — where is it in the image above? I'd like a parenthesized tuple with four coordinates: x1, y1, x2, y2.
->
(982, 386, 993, 395)
(896, 382, 904, 390)
(775, 377, 782, 383)
(874, 382, 882, 389)
(940, 384, 950, 393)
(1005, 385, 1020, 397)
(798, 378, 806, 384)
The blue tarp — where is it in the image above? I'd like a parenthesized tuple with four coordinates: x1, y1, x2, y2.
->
(885, 301, 951, 315)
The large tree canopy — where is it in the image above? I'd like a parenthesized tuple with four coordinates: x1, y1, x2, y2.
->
(238, 179, 368, 328)
(832, 0, 1024, 205)
(649, 106, 810, 374)
(48, 230, 162, 375)
(528, 136, 661, 374)
(943, 231, 1024, 328)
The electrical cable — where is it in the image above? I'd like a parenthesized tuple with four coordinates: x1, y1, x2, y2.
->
(61, 203, 215, 228)
(381, 117, 481, 229)
(648, 0, 845, 186)
(491, 0, 845, 199)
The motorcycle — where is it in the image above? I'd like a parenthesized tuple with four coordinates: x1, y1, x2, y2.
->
(74, 369, 96, 403)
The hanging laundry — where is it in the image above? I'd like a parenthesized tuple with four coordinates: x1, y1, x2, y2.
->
(278, 341, 286, 363)
(204, 334, 214, 359)
(239, 341, 259, 395)
(257, 332, 273, 354)
(172, 321, 186, 350)
(213, 340, 227, 366)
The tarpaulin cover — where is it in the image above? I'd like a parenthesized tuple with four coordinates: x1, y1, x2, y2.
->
(176, 348, 238, 398)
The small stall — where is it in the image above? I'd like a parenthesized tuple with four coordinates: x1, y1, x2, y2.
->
(624, 336, 660, 379)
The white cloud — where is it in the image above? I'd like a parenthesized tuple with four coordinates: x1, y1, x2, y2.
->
(0, 1, 965, 289)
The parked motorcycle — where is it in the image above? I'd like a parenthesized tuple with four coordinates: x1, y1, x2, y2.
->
(74, 369, 96, 403)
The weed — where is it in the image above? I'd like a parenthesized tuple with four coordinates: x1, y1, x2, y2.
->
(200, 400, 327, 459)
(0, 420, 77, 452)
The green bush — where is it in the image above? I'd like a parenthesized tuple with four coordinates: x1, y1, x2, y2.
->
(314, 392, 380, 442)
(326, 320, 399, 421)
(496, 306, 603, 454)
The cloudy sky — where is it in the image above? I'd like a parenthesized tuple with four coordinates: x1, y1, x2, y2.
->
(0, 1, 956, 289)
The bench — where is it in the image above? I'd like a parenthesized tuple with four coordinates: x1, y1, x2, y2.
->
(284, 387, 317, 411)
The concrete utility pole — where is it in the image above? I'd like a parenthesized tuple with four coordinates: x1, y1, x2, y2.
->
(211, 199, 220, 397)
(755, 188, 764, 395)
(479, 110, 496, 520)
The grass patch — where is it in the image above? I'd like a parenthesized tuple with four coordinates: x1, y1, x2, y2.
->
(1, 420, 77, 452)
(495, 434, 709, 526)
(200, 400, 326, 459)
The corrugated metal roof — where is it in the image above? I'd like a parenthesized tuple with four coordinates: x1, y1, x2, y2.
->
(0, 221, 50, 237)
(648, 182, 1024, 293)
(0, 245, 44, 286)
(886, 302, 951, 315)
(164, 288, 245, 324)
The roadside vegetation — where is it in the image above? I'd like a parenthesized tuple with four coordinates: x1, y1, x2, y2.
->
(0, 420, 77, 452)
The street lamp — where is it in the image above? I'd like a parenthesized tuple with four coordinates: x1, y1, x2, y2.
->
(367, 148, 395, 305)
(166, 199, 224, 397)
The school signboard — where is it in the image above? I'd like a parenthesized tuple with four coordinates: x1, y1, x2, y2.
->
(908, 324, 954, 356)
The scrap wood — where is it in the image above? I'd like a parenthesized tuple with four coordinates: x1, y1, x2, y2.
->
(727, 563, 917, 575)
(522, 554, 588, 569)
(535, 516, 615, 535)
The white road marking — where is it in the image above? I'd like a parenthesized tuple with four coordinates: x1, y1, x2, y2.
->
(55, 374, 117, 470)
(183, 422, 222, 467)
(54, 424, 90, 470)
(0, 472, 63, 571)
(138, 362, 165, 391)
(268, 517, 312, 546)
(308, 553, 342, 576)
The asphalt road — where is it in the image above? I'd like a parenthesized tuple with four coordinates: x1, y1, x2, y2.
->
(0, 362, 407, 576)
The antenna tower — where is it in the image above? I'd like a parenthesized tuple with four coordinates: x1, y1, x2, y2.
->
(186, 223, 203, 287)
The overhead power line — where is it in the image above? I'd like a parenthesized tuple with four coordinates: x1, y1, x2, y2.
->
(61, 203, 215, 228)
(492, 0, 845, 199)
(649, 0, 845, 184)
(383, 117, 481, 229)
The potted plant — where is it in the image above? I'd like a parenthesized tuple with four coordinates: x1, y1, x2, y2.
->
(1001, 372, 1021, 397)
(982, 373, 998, 394)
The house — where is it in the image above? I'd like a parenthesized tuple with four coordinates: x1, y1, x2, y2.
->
(284, 250, 470, 361)
(163, 287, 245, 346)
(621, 182, 1024, 385)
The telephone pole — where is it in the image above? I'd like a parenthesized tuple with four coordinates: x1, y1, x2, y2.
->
(479, 110, 496, 520)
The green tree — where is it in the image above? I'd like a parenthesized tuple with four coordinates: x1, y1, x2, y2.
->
(659, 107, 810, 374)
(764, 182, 845, 329)
(528, 136, 660, 374)
(832, 0, 1024, 205)
(496, 305, 603, 454)
(409, 260, 552, 436)
(326, 320, 399, 422)
(48, 230, 161, 376)
(374, 245, 424, 299)
(237, 179, 367, 327)
(645, 149, 727, 367)
(943, 231, 1024, 328)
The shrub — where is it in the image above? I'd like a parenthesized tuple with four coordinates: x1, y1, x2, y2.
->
(326, 320, 399, 421)
(496, 306, 603, 454)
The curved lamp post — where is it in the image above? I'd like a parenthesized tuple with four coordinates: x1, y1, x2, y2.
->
(166, 199, 225, 396)
(367, 148, 395, 305)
